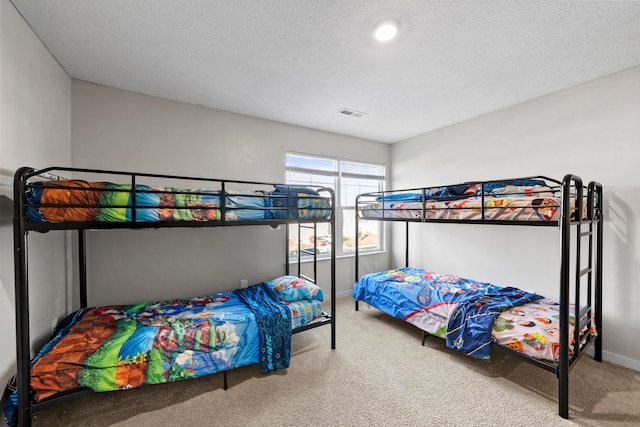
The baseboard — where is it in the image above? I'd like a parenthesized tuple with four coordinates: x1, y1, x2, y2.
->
(585, 347, 640, 372)
(334, 290, 352, 299)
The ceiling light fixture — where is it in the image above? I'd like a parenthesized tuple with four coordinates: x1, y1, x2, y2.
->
(373, 19, 400, 42)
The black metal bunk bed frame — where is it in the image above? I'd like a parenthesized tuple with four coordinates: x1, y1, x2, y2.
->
(354, 174, 603, 419)
(12, 166, 337, 427)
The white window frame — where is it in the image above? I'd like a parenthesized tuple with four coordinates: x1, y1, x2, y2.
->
(285, 152, 385, 258)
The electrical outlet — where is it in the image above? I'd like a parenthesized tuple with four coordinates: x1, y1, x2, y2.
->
(51, 319, 57, 336)
(240, 279, 249, 288)
(373, 261, 379, 270)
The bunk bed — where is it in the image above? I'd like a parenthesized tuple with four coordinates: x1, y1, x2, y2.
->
(7, 166, 337, 427)
(352, 175, 603, 419)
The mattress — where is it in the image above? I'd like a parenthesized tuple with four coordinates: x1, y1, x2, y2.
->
(24, 282, 324, 402)
(352, 268, 595, 364)
(24, 180, 331, 224)
(358, 181, 584, 222)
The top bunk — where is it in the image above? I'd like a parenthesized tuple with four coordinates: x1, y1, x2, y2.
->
(356, 175, 602, 227)
(13, 166, 334, 232)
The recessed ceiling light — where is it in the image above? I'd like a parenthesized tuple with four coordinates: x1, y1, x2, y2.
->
(373, 19, 400, 42)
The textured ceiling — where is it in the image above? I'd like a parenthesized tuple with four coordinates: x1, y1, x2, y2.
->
(10, 0, 640, 143)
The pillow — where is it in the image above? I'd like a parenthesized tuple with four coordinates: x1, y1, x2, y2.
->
(375, 192, 422, 203)
(488, 184, 554, 198)
(272, 185, 319, 195)
(269, 276, 324, 302)
(270, 186, 321, 219)
(483, 179, 548, 193)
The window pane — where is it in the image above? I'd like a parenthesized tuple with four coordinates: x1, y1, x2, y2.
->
(341, 161, 384, 178)
(343, 209, 380, 252)
(286, 153, 337, 174)
(286, 171, 335, 189)
(341, 176, 380, 207)
(339, 160, 384, 207)
(286, 153, 337, 190)
(288, 223, 332, 258)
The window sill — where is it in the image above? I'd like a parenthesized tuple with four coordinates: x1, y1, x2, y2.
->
(288, 250, 386, 263)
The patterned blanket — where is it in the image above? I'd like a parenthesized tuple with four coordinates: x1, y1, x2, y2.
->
(235, 283, 292, 373)
(445, 285, 542, 360)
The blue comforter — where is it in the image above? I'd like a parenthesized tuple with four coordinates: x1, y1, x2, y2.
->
(352, 268, 542, 361)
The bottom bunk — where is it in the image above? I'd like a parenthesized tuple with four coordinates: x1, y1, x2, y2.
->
(4, 275, 328, 426)
(352, 268, 599, 415)
(353, 268, 595, 364)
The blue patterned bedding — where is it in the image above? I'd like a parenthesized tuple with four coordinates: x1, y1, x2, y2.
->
(373, 179, 549, 203)
(235, 283, 291, 373)
(4, 279, 324, 426)
(352, 268, 542, 361)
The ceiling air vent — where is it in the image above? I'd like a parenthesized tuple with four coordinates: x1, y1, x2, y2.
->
(338, 108, 367, 118)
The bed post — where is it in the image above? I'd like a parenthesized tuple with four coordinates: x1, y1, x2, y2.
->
(405, 222, 409, 268)
(331, 191, 336, 350)
(13, 167, 34, 427)
(285, 220, 290, 276)
(593, 182, 604, 362)
(355, 195, 360, 311)
(78, 230, 88, 308)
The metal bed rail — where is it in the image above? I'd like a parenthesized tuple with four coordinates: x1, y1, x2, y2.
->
(356, 175, 567, 225)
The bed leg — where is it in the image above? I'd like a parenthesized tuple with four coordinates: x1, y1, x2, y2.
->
(422, 331, 428, 346)
(355, 300, 359, 311)
(595, 333, 603, 363)
(223, 371, 228, 390)
(558, 370, 569, 419)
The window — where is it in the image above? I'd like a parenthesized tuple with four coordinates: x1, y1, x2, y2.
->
(285, 152, 385, 258)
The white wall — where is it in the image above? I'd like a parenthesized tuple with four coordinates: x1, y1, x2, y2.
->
(71, 80, 391, 306)
(391, 65, 640, 371)
(0, 0, 71, 411)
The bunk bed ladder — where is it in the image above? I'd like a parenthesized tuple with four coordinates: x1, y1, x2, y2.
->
(558, 175, 605, 419)
(589, 181, 604, 363)
(284, 216, 336, 350)
(286, 222, 319, 284)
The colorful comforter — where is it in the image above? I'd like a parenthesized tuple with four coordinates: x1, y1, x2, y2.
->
(352, 268, 543, 361)
(25, 180, 331, 224)
(358, 179, 584, 222)
(4, 282, 323, 426)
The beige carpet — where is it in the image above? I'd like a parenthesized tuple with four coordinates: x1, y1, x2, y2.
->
(31, 297, 640, 426)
